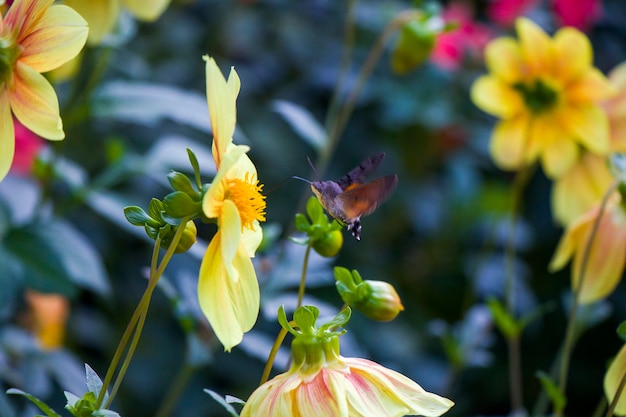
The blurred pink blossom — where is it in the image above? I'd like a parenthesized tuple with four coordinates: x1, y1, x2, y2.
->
(11, 120, 45, 176)
(553, 0, 602, 30)
(487, 0, 538, 26)
(431, 3, 492, 70)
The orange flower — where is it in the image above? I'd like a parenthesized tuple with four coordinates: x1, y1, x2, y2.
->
(25, 290, 70, 350)
(471, 18, 614, 178)
(549, 192, 626, 304)
(0, 0, 88, 181)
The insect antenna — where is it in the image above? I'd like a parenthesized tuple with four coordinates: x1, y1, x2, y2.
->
(291, 175, 312, 185)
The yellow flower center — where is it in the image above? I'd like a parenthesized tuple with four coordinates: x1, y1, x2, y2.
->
(226, 173, 266, 230)
(513, 79, 559, 114)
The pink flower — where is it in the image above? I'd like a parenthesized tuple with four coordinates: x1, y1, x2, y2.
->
(431, 2, 492, 70)
(553, 0, 602, 30)
(487, 0, 538, 27)
(10, 118, 45, 175)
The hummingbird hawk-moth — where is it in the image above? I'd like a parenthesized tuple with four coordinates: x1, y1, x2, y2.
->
(304, 152, 398, 240)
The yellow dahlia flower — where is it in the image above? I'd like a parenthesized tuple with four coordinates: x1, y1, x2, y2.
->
(0, 0, 88, 182)
(241, 306, 454, 417)
(471, 17, 614, 178)
(64, 0, 171, 45)
(198, 56, 265, 351)
(549, 192, 626, 304)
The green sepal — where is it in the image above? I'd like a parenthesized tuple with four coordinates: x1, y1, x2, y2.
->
(148, 198, 165, 221)
(6, 389, 62, 417)
(536, 371, 566, 413)
(186, 148, 203, 189)
(294, 213, 311, 233)
(294, 306, 320, 335)
(318, 306, 351, 333)
(617, 321, 626, 342)
(306, 196, 323, 223)
(123, 206, 154, 226)
(167, 171, 199, 199)
(163, 191, 201, 218)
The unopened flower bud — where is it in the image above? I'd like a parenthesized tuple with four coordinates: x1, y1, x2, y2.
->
(354, 280, 404, 322)
(162, 220, 197, 254)
(312, 229, 343, 257)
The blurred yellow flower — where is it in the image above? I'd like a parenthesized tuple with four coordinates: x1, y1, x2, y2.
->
(25, 290, 70, 350)
(0, 0, 88, 181)
(552, 61, 626, 226)
(64, 0, 171, 45)
(549, 192, 626, 304)
(198, 56, 265, 351)
(471, 17, 614, 178)
(605, 343, 626, 416)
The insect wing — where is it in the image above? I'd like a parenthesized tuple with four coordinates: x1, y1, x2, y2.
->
(337, 175, 398, 219)
(336, 152, 386, 190)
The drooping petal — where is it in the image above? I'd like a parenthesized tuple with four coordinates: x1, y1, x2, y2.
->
(604, 344, 626, 416)
(552, 27, 591, 84)
(19, 4, 88, 73)
(63, 0, 119, 45)
(470, 75, 525, 118)
(296, 370, 348, 417)
(220, 199, 241, 275)
(558, 104, 609, 155)
(485, 37, 524, 84)
(551, 153, 613, 226)
(489, 115, 530, 171)
(9, 62, 63, 140)
(573, 204, 626, 304)
(549, 207, 594, 272)
(123, 0, 170, 21)
(241, 373, 301, 417)
(198, 233, 260, 351)
(516, 18, 553, 78)
(241, 220, 263, 258)
(204, 55, 239, 166)
(0, 92, 15, 181)
(567, 68, 615, 104)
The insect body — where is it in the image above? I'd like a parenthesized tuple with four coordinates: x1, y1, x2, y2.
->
(310, 153, 398, 240)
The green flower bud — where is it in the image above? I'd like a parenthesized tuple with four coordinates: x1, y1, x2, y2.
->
(312, 228, 343, 257)
(354, 280, 404, 322)
(161, 220, 197, 254)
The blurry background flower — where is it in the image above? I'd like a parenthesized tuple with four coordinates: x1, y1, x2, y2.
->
(487, 0, 602, 30)
(24, 291, 70, 350)
(10, 119, 45, 176)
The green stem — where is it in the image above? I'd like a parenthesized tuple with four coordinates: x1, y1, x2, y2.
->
(97, 218, 190, 408)
(296, 243, 313, 309)
(555, 181, 619, 417)
(605, 370, 626, 417)
(260, 327, 290, 385)
(154, 364, 196, 417)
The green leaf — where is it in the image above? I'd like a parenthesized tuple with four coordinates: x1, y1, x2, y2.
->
(306, 197, 323, 222)
(186, 148, 203, 189)
(487, 298, 520, 339)
(273, 100, 327, 151)
(536, 371, 567, 412)
(6, 389, 63, 417)
(617, 321, 626, 342)
(294, 213, 311, 233)
(4, 220, 110, 297)
(123, 206, 153, 226)
(203, 389, 240, 417)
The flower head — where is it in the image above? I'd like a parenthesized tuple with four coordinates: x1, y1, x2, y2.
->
(549, 191, 626, 304)
(198, 56, 265, 351)
(241, 306, 454, 417)
(0, 0, 88, 181)
(471, 17, 614, 178)
(63, 0, 171, 45)
(25, 290, 69, 350)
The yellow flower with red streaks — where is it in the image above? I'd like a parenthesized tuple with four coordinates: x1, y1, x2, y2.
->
(64, 0, 171, 45)
(0, 0, 88, 182)
(198, 55, 266, 351)
(471, 17, 614, 178)
(604, 343, 626, 415)
(552, 61, 626, 226)
(241, 306, 454, 417)
(549, 191, 626, 304)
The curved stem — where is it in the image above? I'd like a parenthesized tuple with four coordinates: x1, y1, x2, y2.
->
(555, 181, 619, 417)
(153, 364, 196, 417)
(296, 243, 313, 309)
(260, 327, 290, 385)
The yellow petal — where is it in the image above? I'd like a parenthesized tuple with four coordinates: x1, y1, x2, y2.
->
(516, 17, 553, 78)
(553, 27, 591, 83)
(605, 344, 626, 416)
(202, 145, 249, 218)
(574, 204, 626, 303)
(549, 209, 592, 272)
(0, 92, 15, 181)
(122, 0, 170, 21)
(485, 37, 525, 84)
(567, 69, 615, 103)
(9, 62, 63, 140)
(220, 199, 241, 276)
(490, 115, 530, 171)
(19, 4, 88, 73)
(5, 0, 54, 40)
(241, 220, 263, 258)
(540, 126, 579, 179)
(204, 55, 239, 166)
(296, 370, 347, 417)
(198, 235, 260, 351)
(558, 104, 609, 155)
(551, 153, 613, 226)
(470, 76, 524, 118)
(64, 0, 120, 45)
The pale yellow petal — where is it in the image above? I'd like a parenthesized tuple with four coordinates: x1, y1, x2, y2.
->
(204, 55, 238, 166)
(0, 92, 15, 181)
(485, 37, 525, 84)
(558, 104, 609, 155)
(574, 205, 626, 303)
(551, 153, 613, 226)
(19, 4, 88, 73)
(5, 0, 53, 40)
(567, 69, 615, 103)
(123, 0, 170, 21)
(540, 129, 579, 179)
(64, 0, 120, 45)
(516, 17, 553, 78)
(489, 116, 530, 171)
(553, 27, 592, 83)
(9, 62, 63, 140)
(220, 199, 241, 276)
(296, 370, 347, 417)
(471, 76, 525, 118)
(198, 235, 260, 351)
(605, 344, 626, 416)
(549, 208, 594, 272)
(241, 220, 263, 257)
(202, 145, 249, 218)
